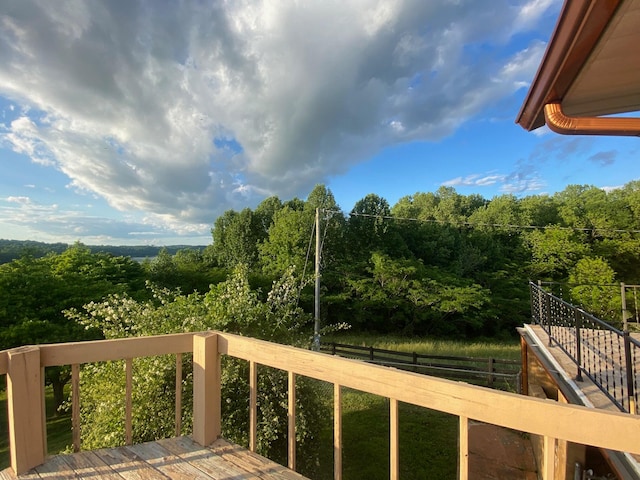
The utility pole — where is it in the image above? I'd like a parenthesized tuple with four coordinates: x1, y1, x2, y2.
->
(313, 208, 321, 350)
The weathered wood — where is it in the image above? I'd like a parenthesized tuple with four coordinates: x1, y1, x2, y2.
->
(59, 451, 123, 480)
(334, 383, 342, 480)
(125, 442, 214, 479)
(158, 437, 247, 478)
(390, 398, 399, 480)
(34, 454, 80, 479)
(96, 445, 168, 479)
(219, 332, 640, 455)
(211, 438, 308, 479)
(193, 332, 221, 446)
(6, 346, 46, 475)
(288, 371, 296, 471)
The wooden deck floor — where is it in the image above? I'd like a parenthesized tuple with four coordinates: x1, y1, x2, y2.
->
(0, 437, 309, 480)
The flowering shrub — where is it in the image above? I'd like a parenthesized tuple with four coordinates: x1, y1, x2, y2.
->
(65, 264, 327, 473)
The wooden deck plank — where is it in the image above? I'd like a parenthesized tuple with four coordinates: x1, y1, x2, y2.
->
(33, 455, 79, 479)
(211, 439, 308, 480)
(156, 437, 250, 479)
(59, 451, 125, 479)
(93, 446, 171, 480)
(124, 441, 217, 479)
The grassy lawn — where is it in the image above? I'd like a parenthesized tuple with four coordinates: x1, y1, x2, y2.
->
(313, 388, 458, 480)
(322, 333, 521, 360)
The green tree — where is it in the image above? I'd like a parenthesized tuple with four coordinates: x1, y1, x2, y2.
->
(569, 257, 621, 324)
(524, 227, 590, 279)
(0, 243, 146, 408)
(259, 206, 313, 277)
(67, 265, 326, 474)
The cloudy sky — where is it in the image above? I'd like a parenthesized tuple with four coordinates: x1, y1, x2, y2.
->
(0, 0, 637, 246)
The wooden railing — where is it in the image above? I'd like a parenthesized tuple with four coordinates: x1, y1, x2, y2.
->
(2, 331, 640, 479)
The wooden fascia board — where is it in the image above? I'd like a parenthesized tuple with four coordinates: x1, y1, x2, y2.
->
(516, 0, 621, 131)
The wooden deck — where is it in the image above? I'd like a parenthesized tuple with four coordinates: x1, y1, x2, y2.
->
(0, 437, 308, 480)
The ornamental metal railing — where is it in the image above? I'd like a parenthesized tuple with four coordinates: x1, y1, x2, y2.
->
(530, 281, 639, 414)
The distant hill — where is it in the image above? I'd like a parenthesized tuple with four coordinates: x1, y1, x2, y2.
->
(0, 239, 207, 264)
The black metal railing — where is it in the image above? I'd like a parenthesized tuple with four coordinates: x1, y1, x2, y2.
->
(530, 281, 639, 414)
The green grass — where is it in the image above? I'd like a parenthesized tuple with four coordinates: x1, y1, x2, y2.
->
(323, 332, 521, 360)
(0, 385, 72, 470)
(310, 388, 458, 480)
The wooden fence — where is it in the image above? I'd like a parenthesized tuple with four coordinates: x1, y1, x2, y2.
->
(320, 342, 521, 391)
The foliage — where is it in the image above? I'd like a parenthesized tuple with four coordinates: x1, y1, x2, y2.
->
(0, 243, 147, 408)
(569, 257, 621, 324)
(65, 265, 327, 474)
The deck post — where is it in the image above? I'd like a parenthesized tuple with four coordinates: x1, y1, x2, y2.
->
(6, 346, 46, 475)
(193, 332, 221, 446)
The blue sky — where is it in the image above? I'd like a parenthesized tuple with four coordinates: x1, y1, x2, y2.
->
(0, 0, 637, 246)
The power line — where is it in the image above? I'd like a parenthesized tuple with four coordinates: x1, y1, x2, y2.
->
(322, 209, 640, 235)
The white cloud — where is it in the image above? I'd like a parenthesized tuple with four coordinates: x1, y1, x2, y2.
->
(442, 173, 507, 188)
(0, 0, 557, 231)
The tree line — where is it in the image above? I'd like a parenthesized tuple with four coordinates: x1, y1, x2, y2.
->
(1, 181, 638, 472)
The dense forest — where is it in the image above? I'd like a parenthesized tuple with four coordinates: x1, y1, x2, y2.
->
(2, 181, 639, 469)
(2, 181, 640, 356)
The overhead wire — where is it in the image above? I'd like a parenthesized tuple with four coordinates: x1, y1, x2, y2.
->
(322, 209, 640, 235)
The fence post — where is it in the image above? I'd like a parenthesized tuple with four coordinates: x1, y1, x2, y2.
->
(621, 282, 628, 331)
(623, 332, 636, 415)
(193, 332, 221, 446)
(574, 307, 583, 381)
(487, 358, 495, 388)
(6, 346, 46, 475)
(544, 290, 553, 347)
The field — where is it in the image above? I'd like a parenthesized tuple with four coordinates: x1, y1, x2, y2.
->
(0, 337, 520, 478)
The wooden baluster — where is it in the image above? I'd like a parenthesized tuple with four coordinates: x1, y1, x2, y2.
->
(125, 358, 133, 445)
(334, 383, 342, 480)
(288, 371, 296, 471)
(459, 416, 469, 480)
(72, 363, 81, 452)
(390, 398, 399, 480)
(175, 353, 182, 437)
(249, 361, 258, 452)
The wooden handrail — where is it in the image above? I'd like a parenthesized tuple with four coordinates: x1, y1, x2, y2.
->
(2, 330, 640, 478)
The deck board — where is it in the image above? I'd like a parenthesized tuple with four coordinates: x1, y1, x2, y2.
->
(0, 437, 308, 480)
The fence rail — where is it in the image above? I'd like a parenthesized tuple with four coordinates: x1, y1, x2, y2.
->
(320, 342, 521, 391)
(530, 282, 639, 414)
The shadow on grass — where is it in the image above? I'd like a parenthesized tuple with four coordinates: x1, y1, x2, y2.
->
(314, 389, 458, 480)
